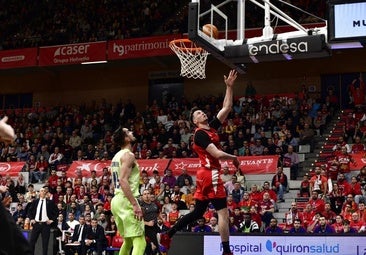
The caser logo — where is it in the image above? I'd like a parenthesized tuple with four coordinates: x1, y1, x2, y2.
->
(54, 44, 90, 57)
(249, 40, 308, 56)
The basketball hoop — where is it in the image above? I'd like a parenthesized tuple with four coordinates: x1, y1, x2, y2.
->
(169, 39, 209, 79)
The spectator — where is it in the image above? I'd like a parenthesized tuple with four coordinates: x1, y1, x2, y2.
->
(307, 191, 325, 214)
(13, 203, 26, 222)
(350, 176, 364, 204)
(299, 173, 310, 197)
(162, 169, 176, 189)
(302, 203, 315, 229)
(249, 184, 262, 204)
(208, 216, 219, 232)
(170, 185, 187, 210)
(238, 213, 260, 233)
(25, 184, 38, 203)
(328, 183, 345, 215)
(288, 218, 307, 233)
(139, 176, 152, 195)
(261, 181, 277, 207)
(332, 136, 351, 154)
(37, 145, 50, 162)
(322, 202, 337, 223)
(285, 202, 304, 229)
(176, 168, 193, 188)
(61, 139, 74, 164)
(193, 217, 212, 233)
(220, 165, 232, 183)
(33, 155, 48, 183)
(350, 212, 364, 232)
(180, 179, 194, 195)
(343, 219, 358, 233)
(258, 192, 275, 227)
(312, 216, 335, 233)
(48, 169, 59, 194)
(15, 173, 26, 194)
(233, 168, 246, 188)
(224, 175, 238, 195)
(226, 194, 238, 213)
(333, 146, 355, 183)
(265, 218, 283, 234)
(283, 145, 300, 180)
(356, 202, 366, 222)
(271, 166, 288, 202)
(298, 123, 315, 152)
(332, 215, 345, 233)
(342, 194, 358, 212)
(351, 136, 365, 153)
(84, 218, 107, 255)
(250, 139, 264, 156)
(67, 215, 88, 255)
(337, 173, 351, 198)
(48, 147, 63, 170)
(231, 182, 245, 204)
(167, 202, 180, 227)
(309, 166, 327, 197)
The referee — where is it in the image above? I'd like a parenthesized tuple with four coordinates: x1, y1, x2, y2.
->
(139, 189, 162, 255)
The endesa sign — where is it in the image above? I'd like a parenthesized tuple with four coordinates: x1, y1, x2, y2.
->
(108, 34, 181, 60)
(39, 41, 106, 66)
(0, 48, 37, 69)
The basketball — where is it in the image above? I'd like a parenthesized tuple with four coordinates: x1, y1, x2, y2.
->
(202, 24, 219, 39)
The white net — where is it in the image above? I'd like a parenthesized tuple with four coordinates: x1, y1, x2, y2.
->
(169, 39, 209, 79)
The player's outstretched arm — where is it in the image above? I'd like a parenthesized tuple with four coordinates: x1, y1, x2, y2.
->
(217, 70, 237, 123)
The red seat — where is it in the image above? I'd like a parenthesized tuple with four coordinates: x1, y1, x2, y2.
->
(111, 234, 123, 248)
(105, 235, 112, 247)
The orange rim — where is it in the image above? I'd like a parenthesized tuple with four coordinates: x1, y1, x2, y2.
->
(169, 39, 205, 53)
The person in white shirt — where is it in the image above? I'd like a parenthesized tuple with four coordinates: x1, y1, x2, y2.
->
(48, 147, 63, 169)
(66, 212, 80, 234)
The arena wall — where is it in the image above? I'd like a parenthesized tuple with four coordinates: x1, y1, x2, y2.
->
(0, 48, 364, 110)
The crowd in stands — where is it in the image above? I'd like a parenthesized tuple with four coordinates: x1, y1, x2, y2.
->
(0, 0, 326, 50)
(0, 81, 366, 243)
(0, 0, 185, 50)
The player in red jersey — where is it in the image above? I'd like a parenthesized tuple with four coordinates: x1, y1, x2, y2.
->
(161, 70, 239, 255)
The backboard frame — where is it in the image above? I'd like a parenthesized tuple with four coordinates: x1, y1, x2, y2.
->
(188, 0, 330, 74)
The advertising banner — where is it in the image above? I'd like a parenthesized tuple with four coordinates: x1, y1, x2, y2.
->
(204, 235, 366, 255)
(67, 156, 279, 178)
(67, 159, 170, 178)
(108, 34, 181, 60)
(0, 48, 37, 69)
(0, 162, 26, 177)
(39, 41, 106, 66)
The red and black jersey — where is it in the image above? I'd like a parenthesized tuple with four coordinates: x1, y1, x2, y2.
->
(193, 117, 221, 170)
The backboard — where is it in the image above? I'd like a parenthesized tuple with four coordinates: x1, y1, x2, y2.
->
(188, 0, 331, 74)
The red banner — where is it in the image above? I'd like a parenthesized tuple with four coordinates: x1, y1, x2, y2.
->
(39, 41, 106, 66)
(350, 153, 366, 171)
(170, 156, 279, 176)
(67, 156, 279, 178)
(137, 159, 170, 175)
(0, 162, 26, 177)
(0, 48, 37, 69)
(67, 160, 111, 178)
(108, 35, 181, 60)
